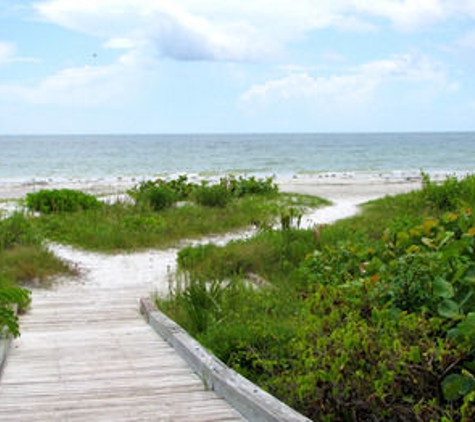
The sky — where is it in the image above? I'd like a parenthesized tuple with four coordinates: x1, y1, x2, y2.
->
(1, 0, 475, 134)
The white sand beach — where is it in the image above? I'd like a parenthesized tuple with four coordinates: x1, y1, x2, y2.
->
(278, 176, 422, 228)
(277, 175, 422, 203)
(1, 173, 423, 201)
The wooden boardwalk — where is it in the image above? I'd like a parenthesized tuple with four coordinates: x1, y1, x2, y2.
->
(0, 245, 244, 421)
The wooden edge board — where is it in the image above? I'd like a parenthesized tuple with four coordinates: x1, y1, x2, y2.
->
(140, 297, 311, 422)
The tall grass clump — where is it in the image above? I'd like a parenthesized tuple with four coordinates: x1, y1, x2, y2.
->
(0, 212, 72, 286)
(31, 176, 325, 252)
(0, 213, 34, 337)
(157, 173, 475, 421)
(192, 184, 231, 208)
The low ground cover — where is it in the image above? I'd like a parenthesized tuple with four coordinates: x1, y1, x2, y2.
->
(0, 176, 326, 338)
(28, 176, 327, 252)
(158, 173, 475, 421)
(0, 212, 73, 338)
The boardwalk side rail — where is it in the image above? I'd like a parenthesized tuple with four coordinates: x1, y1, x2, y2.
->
(140, 297, 311, 422)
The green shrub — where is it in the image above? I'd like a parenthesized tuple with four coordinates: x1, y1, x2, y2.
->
(26, 189, 101, 214)
(0, 212, 37, 250)
(158, 174, 475, 420)
(269, 285, 457, 421)
(220, 176, 278, 198)
(127, 175, 278, 210)
(422, 172, 475, 212)
(128, 176, 198, 205)
(193, 184, 231, 207)
(163, 174, 198, 200)
(146, 185, 177, 211)
(128, 181, 178, 211)
(0, 276, 31, 338)
(299, 203, 475, 417)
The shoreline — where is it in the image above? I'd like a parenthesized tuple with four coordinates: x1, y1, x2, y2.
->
(0, 171, 430, 202)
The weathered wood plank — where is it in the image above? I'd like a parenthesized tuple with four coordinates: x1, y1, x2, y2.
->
(0, 245, 244, 421)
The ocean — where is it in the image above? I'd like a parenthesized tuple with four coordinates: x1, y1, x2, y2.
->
(1, 132, 474, 184)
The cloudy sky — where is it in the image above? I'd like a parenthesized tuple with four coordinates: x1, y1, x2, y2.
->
(1, 0, 475, 134)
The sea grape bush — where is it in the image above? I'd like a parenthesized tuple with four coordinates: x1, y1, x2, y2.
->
(0, 214, 33, 337)
(127, 181, 178, 211)
(26, 189, 101, 214)
(219, 175, 278, 198)
(269, 287, 458, 421)
(301, 208, 475, 317)
(158, 173, 475, 420)
(422, 171, 475, 212)
(0, 276, 31, 338)
(128, 175, 279, 209)
(298, 178, 475, 418)
(298, 214, 475, 417)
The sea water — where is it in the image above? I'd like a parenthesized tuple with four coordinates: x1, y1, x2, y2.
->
(0, 132, 474, 184)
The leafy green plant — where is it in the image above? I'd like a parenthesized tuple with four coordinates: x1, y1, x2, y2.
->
(422, 171, 475, 212)
(0, 212, 37, 250)
(26, 189, 101, 214)
(128, 181, 178, 211)
(0, 276, 31, 338)
(192, 183, 232, 207)
(272, 286, 457, 421)
(220, 175, 278, 198)
(158, 173, 475, 420)
(128, 175, 279, 210)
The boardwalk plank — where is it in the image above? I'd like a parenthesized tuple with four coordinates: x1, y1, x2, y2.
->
(0, 246, 244, 421)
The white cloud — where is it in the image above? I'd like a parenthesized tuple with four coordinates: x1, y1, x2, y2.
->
(0, 41, 16, 64)
(240, 53, 454, 109)
(32, 0, 475, 64)
(457, 30, 475, 49)
(0, 53, 141, 107)
(34, 0, 281, 62)
(103, 38, 137, 50)
(241, 71, 376, 109)
(0, 41, 39, 65)
(350, 0, 446, 30)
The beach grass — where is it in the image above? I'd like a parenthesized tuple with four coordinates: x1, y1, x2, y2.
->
(0, 212, 74, 286)
(28, 178, 329, 252)
(0, 212, 74, 337)
(157, 173, 475, 421)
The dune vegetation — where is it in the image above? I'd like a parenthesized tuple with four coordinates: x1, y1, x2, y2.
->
(0, 176, 326, 338)
(26, 175, 327, 252)
(157, 173, 475, 421)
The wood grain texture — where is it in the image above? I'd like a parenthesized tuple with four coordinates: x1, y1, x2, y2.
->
(0, 245, 244, 421)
